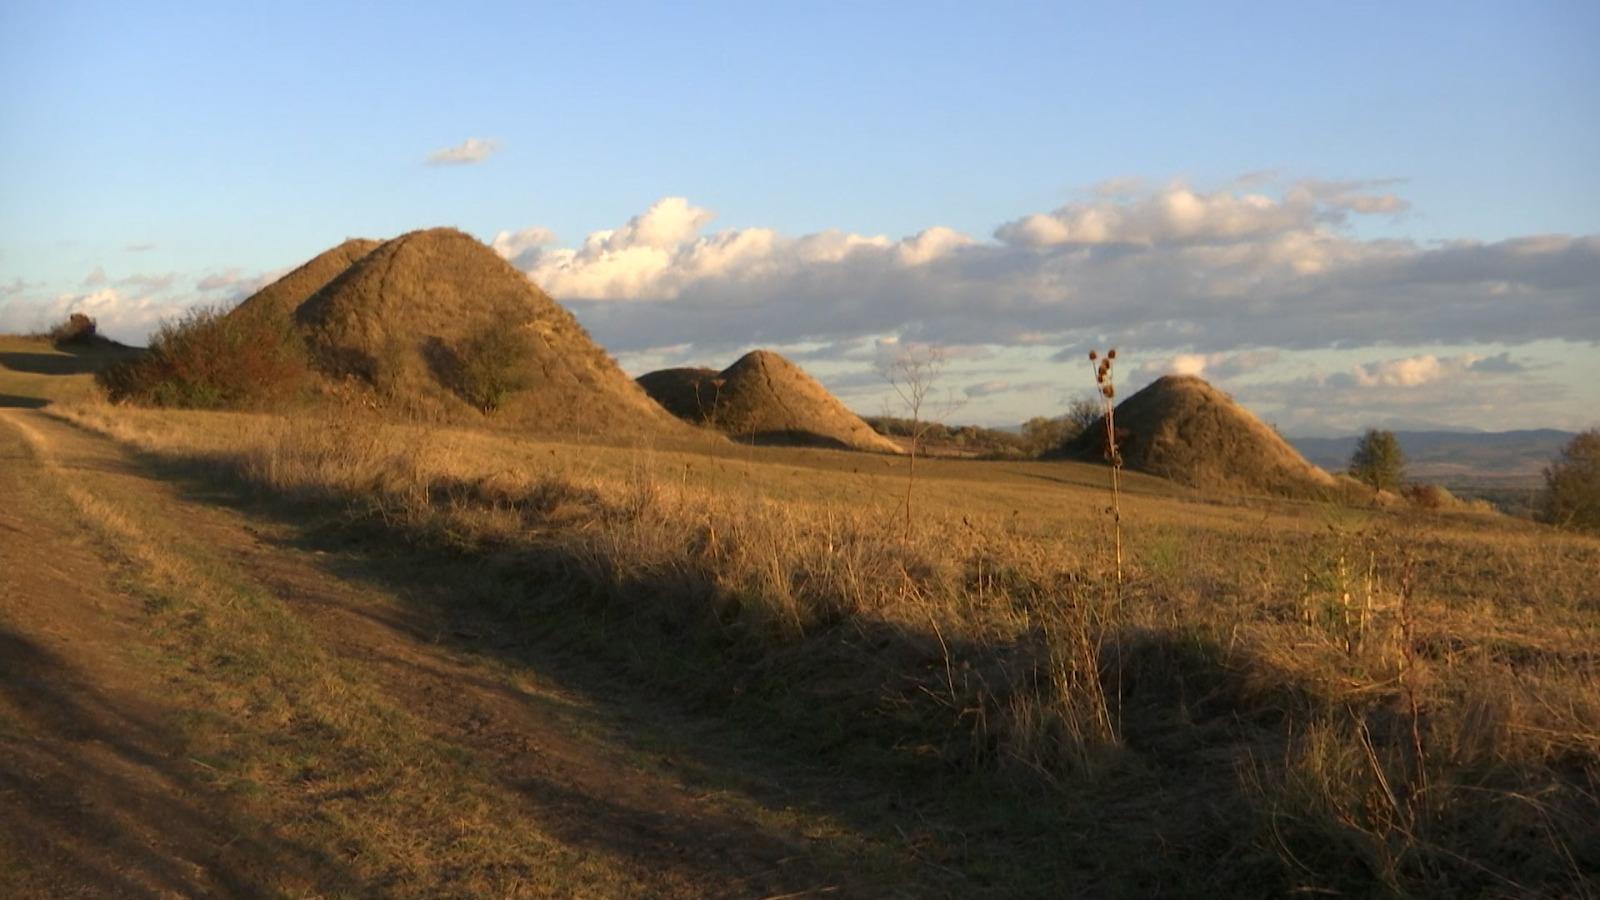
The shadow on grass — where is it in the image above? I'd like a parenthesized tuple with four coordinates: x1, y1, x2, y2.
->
(96, 437, 1344, 897)
(0, 627, 355, 897)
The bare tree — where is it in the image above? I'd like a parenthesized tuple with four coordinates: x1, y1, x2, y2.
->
(879, 343, 959, 537)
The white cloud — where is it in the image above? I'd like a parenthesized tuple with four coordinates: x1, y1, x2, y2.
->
(426, 137, 501, 166)
(0, 287, 189, 345)
(118, 272, 176, 292)
(497, 185, 1595, 360)
(196, 269, 246, 292)
(1338, 353, 1494, 389)
(1137, 349, 1281, 379)
(964, 379, 1012, 398)
(1236, 356, 1575, 435)
(490, 227, 558, 270)
(518, 196, 963, 302)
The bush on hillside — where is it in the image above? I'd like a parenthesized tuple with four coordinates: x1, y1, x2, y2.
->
(1402, 482, 1456, 510)
(435, 317, 537, 414)
(48, 312, 99, 345)
(865, 415, 1028, 456)
(1021, 399, 1099, 457)
(1348, 428, 1406, 491)
(97, 305, 310, 409)
(1539, 428, 1600, 532)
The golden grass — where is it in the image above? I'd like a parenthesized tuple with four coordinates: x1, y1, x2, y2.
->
(8, 406, 671, 897)
(0, 335, 142, 407)
(52, 399, 1600, 895)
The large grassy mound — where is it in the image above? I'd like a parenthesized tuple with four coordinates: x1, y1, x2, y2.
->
(1056, 373, 1335, 495)
(231, 238, 381, 323)
(294, 227, 683, 435)
(638, 350, 900, 453)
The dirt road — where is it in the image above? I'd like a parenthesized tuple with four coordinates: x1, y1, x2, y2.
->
(0, 408, 869, 897)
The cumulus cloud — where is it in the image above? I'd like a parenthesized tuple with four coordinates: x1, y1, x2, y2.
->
(1137, 349, 1282, 379)
(0, 287, 188, 345)
(964, 380, 1012, 398)
(1468, 352, 1527, 374)
(992, 179, 1405, 248)
(495, 182, 1596, 360)
(426, 137, 501, 166)
(196, 269, 246, 292)
(508, 196, 942, 303)
(490, 227, 558, 270)
(964, 378, 1052, 398)
(118, 272, 176, 292)
(1329, 352, 1521, 389)
(1236, 358, 1571, 435)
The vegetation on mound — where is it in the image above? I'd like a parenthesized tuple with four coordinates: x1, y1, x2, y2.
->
(47, 312, 101, 346)
(864, 415, 1029, 457)
(1540, 428, 1600, 533)
(229, 237, 380, 324)
(1349, 428, 1407, 491)
(294, 227, 680, 434)
(427, 314, 538, 413)
(90, 228, 685, 437)
(60, 402, 1600, 896)
(638, 349, 898, 452)
(97, 305, 309, 409)
(1056, 374, 1340, 497)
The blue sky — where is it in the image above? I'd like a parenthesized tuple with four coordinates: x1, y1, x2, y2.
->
(2, 1, 1597, 433)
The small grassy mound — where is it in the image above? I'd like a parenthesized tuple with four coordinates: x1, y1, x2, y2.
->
(295, 227, 683, 435)
(1056, 374, 1337, 496)
(638, 350, 901, 453)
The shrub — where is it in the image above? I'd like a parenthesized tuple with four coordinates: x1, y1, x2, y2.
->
(1539, 428, 1600, 532)
(1348, 429, 1405, 491)
(442, 318, 536, 414)
(48, 312, 99, 345)
(1402, 482, 1455, 510)
(97, 304, 310, 409)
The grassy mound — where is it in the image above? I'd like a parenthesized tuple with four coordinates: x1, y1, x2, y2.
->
(1056, 374, 1336, 495)
(231, 238, 381, 324)
(293, 227, 683, 434)
(639, 350, 900, 453)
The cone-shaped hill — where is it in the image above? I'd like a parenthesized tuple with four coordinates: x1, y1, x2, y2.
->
(231, 238, 381, 323)
(1053, 374, 1335, 495)
(291, 227, 682, 435)
(637, 350, 902, 453)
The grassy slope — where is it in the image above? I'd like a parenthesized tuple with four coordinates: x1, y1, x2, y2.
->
(4, 338, 1596, 895)
(48, 400, 1600, 897)
(0, 335, 141, 407)
(1, 407, 920, 897)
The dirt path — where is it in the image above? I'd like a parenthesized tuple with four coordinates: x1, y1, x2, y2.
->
(0, 408, 863, 897)
(0, 409, 329, 896)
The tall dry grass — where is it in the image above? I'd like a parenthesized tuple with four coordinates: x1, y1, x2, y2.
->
(55, 401, 1600, 895)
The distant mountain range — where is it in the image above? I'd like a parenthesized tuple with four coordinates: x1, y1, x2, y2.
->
(1286, 429, 1575, 487)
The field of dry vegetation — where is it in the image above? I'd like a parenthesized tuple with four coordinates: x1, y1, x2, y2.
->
(40, 394, 1600, 897)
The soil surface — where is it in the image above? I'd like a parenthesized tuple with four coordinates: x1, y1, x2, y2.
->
(0, 408, 859, 897)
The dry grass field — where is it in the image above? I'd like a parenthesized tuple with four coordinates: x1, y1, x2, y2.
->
(3, 349, 1587, 890)
(3, 333, 1598, 897)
